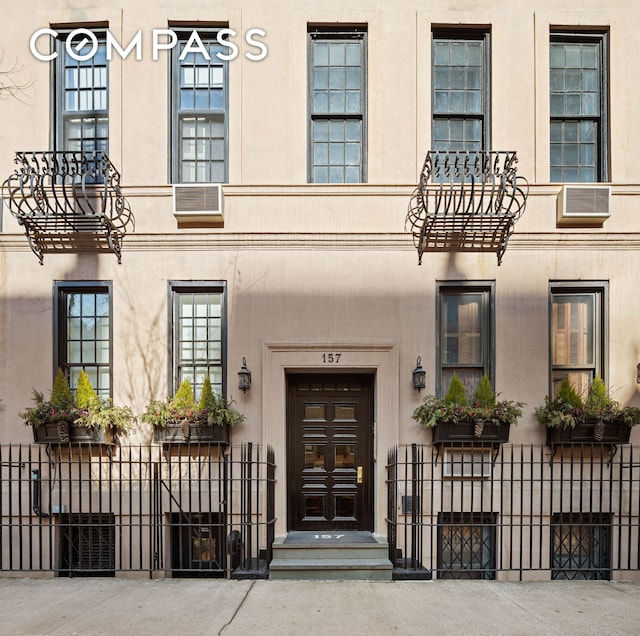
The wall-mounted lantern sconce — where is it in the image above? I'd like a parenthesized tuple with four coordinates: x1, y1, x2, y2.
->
(238, 357, 252, 393)
(637, 363, 640, 384)
(412, 356, 426, 392)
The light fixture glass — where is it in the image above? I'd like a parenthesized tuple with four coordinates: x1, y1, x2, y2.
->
(238, 357, 252, 393)
(412, 356, 426, 392)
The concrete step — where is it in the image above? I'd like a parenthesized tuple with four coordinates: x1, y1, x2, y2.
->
(269, 532, 393, 581)
(272, 542, 389, 561)
(269, 558, 392, 581)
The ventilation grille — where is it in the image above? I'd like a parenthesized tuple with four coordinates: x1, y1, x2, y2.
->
(401, 495, 422, 515)
(59, 513, 115, 576)
(173, 184, 224, 227)
(557, 185, 611, 226)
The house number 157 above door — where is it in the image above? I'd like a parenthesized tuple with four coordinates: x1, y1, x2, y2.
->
(322, 353, 342, 363)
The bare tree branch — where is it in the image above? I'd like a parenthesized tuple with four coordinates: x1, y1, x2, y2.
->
(0, 51, 34, 103)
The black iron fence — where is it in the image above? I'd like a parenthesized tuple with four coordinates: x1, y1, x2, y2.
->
(0, 443, 275, 578)
(387, 443, 640, 581)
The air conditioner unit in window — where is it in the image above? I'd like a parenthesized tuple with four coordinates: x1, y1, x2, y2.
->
(173, 183, 224, 227)
(557, 185, 611, 226)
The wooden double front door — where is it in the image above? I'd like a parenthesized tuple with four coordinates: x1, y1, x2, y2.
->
(287, 374, 374, 531)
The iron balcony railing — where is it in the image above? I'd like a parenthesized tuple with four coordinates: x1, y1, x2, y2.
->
(0, 443, 274, 578)
(1, 151, 134, 264)
(405, 150, 528, 265)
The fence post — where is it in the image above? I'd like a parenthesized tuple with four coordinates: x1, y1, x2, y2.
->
(386, 446, 397, 565)
(266, 446, 275, 565)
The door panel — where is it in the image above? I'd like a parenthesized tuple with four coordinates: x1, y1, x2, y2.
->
(287, 374, 373, 531)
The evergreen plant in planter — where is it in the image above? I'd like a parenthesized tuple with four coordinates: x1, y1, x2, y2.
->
(22, 369, 133, 444)
(412, 374, 523, 445)
(143, 377, 244, 444)
(535, 376, 640, 447)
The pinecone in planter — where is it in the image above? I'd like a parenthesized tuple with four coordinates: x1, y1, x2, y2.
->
(474, 420, 485, 438)
(181, 420, 191, 442)
(57, 420, 70, 444)
(593, 420, 605, 442)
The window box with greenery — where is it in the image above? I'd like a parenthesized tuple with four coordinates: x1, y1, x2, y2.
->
(412, 374, 523, 445)
(22, 369, 133, 444)
(143, 377, 243, 444)
(536, 377, 640, 447)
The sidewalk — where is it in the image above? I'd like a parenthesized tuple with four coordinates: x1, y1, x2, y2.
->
(0, 577, 639, 635)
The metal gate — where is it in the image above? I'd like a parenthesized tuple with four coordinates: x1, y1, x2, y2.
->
(387, 443, 640, 580)
(0, 443, 275, 578)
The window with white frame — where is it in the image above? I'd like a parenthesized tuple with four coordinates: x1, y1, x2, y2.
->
(55, 283, 112, 400)
(308, 26, 367, 183)
(171, 283, 226, 400)
(550, 283, 607, 399)
(437, 282, 494, 400)
(171, 28, 228, 183)
(550, 31, 608, 182)
(53, 30, 108, 156)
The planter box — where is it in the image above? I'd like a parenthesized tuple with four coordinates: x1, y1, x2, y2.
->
(153, 423, 230, 445)
(32, 422, 115, 444)
(546, 420, 631, 446)
(432, 420, 511, 446)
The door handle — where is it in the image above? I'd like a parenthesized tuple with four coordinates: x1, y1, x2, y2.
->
(357, 466, 363, 484)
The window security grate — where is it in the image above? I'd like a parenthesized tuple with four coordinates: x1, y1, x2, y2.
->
(59, 513, 115, 576)
(438, 512, 496, 579)
(552, 512, 611, 580)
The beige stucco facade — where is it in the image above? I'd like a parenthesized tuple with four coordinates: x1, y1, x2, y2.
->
(0, 1, 639, 575)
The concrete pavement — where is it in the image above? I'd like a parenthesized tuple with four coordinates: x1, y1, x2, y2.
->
(0, 577, 639, 635)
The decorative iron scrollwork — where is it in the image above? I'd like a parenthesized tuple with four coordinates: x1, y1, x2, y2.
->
(405, 151, 528, 265)
(2, 151, 134, 264)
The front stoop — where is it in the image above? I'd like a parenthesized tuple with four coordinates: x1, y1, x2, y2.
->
(269, 532, 393, 581)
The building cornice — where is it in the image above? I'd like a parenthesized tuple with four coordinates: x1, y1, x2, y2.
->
(3, 232, 640, 253)
(118, 184, 640, 198)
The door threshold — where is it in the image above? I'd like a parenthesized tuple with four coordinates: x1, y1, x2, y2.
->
(282, 531, 378, 544)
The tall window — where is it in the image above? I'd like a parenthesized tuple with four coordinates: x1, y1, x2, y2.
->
(550, 283, 606, 399)
(438, 512, 496, 580)
(54, 30, 108, 155)
(171, 283, 226, 399)
(171, 28, 228, 183)
(55, 283, 112, 400)
(432, 29, 490, 154)
(308, 26, 367, 183)
(437, 283, 494, 399)
(550, 32, 608, 182)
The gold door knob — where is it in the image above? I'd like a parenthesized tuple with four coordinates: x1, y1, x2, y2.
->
(357, 466, 363, 483)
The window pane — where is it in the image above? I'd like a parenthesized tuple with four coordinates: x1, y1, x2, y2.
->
(552, 295, 594, 366)
(440, 288, 489, 400)
(59, 288, 111, 400)
(442, 368, 483, 403)
(551, 291, 600, 398)
(432, 32, 487, 153)
(314, 143, 328, 164)
(309, 32, 365, 183)
(175, 289, 224, 400)
(314, 67, 328, 89)
(550, 36, 603, 182)
(175, 34, 227, 183)
(442, 293, 483, 364)
(305, 444, 325, 469)
(59, 36, 108, 155)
